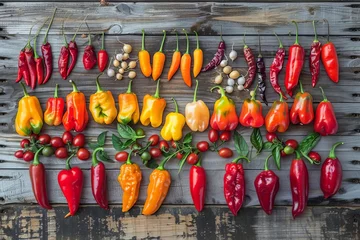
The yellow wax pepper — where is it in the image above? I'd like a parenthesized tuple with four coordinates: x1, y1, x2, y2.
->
(185, 79, 210, 132)
(89, 73, 117, 124)
(140, 80, 167, 128)
(15, 82, 43, 136)
(160, 98, 186, 141)
(117, 80, 140, 125)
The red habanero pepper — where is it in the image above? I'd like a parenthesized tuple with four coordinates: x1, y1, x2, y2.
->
(254, 155, 279, 215)
(97, 32, 109, 72)
(284, 21, 305, 97)
(189, 160, 206, 212)
(29, 147, 52, 210)
(15, 49, 30, 86)
(290, 81, 314, 125)
(290, 151, 309, 219)
(91, 147, 109, 210)
(265, 93, 289, 133)
(314, 87, 338, 136)
(58, 153, 84, 218)
(83, 33, 97, 70)
(239, 85, 264, 128)
(320, 142, 344, 199)
(269, 33, 287, 99)
(44, 84, 65, 126)
(243, 34, 256, 89)
(321, 19, 339, 83)
(310, 21, 321, 88)
(201, 32, 225, 72)
(58, 23, 70, 80)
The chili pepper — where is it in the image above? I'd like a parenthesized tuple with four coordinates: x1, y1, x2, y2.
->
(58, 153, 84, 217)
(83, 33, 97, 70)
(243, 34, 256, 89)
(140, 80, 167, 128)
(190, 159, 206, 212)
(321, 19, 339, 83)
(167, 31, 181, 81)
(201, 31, 225, 72)
(15, 82, 43, 136)
(67, 21, 84, 78)
(151, 30, 166, 81)
(117, 80, 140, 125)
(44, 84, 65, 126)
(314, 87, 338, 136)
(33, 19, 49, 86)
(320, 142, 344, 199)
(193, 31, 203, 78)
(239, 85, 264, 128)
(265, 93, 289, 133)
(91, 147, 109, 210)
(97, 32, 109, 72)
(62, 80, 89, 132)
(185, 80, 210, 132)
(256, 34, 268, 105)
(181, 29, 192, 87)
(58, 23, 69, 80)
(41, 8, 57, 84)
(118, 151, 142, 212)
(290, 81, 314, 125)
(24, 32, 37, 90)
(29, 147, 52, 209)
(284, 21, 305, 97)
(254, 155, 279, 215)
(89, 73, 117, 124)
(139, 29, 152, 77)
(290, 151, 309, 219)
(160, 98, 186, 141)
(269, 33, 287, 99)
(15, 49, 30, 86)
(310, 21, 321, 88)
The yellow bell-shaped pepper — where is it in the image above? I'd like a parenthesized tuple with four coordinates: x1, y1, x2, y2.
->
(160, 98, 186, 141)
(185, 80, 210, 132)
(117, 80, 140, 125)
(89, 73, 117, 124)
(15, 82, 43, 136)
(140, 80, 167, 128)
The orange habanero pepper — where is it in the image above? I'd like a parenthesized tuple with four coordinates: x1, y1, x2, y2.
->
(265, 93, 289, 133)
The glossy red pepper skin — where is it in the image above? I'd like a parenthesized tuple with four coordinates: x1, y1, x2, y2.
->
(97, 32, 108, 72)
(269, 34, 287, 99)
(35, 57, 44, 85)
(67, 41, 78, 77)
(25, 46, 37, 90)
(239, 89, 264, 128)
(83, 34, 97, 70)
(189, 164, 206, 212)
(321, 20, 339, 83)
(254, 169, 279, 215)
(314, 87, 338, 136)
(41, 43, 53, 84)
(15, 49, 31, 86)
(320, 142, 343, 199)
(91, 148, 109, 210)
(290, 82, 314, 125)
(224, 162, 245, 216)
(58, 45, 69, 80)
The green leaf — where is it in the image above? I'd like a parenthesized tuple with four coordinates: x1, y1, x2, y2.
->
(123, 139, 135, 149)
(233, 131, 249, 157)
(298, 132, 321, 155)
(117, 123, 137, 140)
(88, 142, 99, 150)
(178, 150, 191, 173)
(97, 131, 108, 147)
(250, 128, 263, 154)
(145, 159, 159, 169)
(182, 132, 193, 145)
(272, 146, 281, 170)
(98, 150, 113, 162)
(263, 142, 273, 149)
(112, 134, 124, 151)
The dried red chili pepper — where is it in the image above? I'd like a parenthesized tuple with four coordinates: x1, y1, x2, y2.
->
(91, 147, 109, 210)
(201, 32, 225, 72)
(320, 142, 344, 199)
(269, 33, 287, 99)
(284, 21, 305, 97)
(290, 81, 314, 125)
(15, 49, 30, 86)
(310, 20, 321, 88)
(314, 87, 338, 136)
(321, 19, 339, 83)
(83, 33, 97, 70)
(256, 34, 268, 105)
(189, 160, 206, 212)
(58, 23, 69, 80)
(97, 32, 109, 72)
(243, 34, 256, 89)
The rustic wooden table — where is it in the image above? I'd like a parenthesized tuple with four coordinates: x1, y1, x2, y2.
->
(1, 1, 360, 239)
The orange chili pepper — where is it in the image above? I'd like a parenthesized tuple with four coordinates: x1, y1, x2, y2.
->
(181, 29, 192, 87)
(192, 31, 203, 78)
(290, 81, 314, 125)
(138, 29, 152, 77)
(239, 85, 264, 128)
(265, 94, 289, 133)
(167, 31, 181, 81)
(152, 30, 166, 81)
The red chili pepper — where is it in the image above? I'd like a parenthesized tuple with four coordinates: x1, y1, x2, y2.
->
(58, 24, 69, 80)
(29, 147, 52, 210)
(314, 87, 338, 136)
(284, 21, 305, 97)
(290, 81, 314, 125)
(24, 32, 37, 90)
(91, 147, 109, 210)
(33, 20, 48, 86)
(269, 33, 287, 99)
(67, 21, 84, 78)
(97, 32, 109, 72)
(201, 33, 225, 72)
(290, 151, 309, 219)
(310, 21, 321, 88)
(254, 155, 279, 215)
(243, 34, 256, 89)
(320, 142, 344, 199)
(321, 19, 339, 83)
(58, 153, 84, 217)
(15, 49, 30, 86)
(44, 84, 65, 126)
(83, 33, 97, 70)
(189, 160, 206, 212)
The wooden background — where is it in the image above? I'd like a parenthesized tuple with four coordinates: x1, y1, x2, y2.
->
(1, 1, 360, 239)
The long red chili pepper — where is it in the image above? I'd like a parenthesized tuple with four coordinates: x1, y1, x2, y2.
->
(24, 27, 37, 90)
(321, 19, 339, 83)
(256, 34, 268, 105)
(33, 19, 49, 85)
(67, 20, 84, 78)
(91, 147, 109, 210)
(15, 49, 30, 86)
(320, 142, 344, 199)
(201, 31, 225, 72)
(310, 21, 321, 88)
(97, 32, 109, 72)
(83, 32, 97, 70)
(243, 34, 256, 89)
(284, 21, 305, 97)
(269, 33, 287, 99)
(58, 23, 69, 80)
(189, 160, 206, 212)
(314, 87, 338, 136)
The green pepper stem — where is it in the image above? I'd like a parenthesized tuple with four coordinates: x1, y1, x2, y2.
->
(274, 32, 283, 48)
(299, 81, 304, 93)
(43, 8, 57, 44)
(126, 80, 133, 93)
(194, 31, 200, 49)
(61, 21, 68, 48)
(101, 32, 105, 50)
(153, 79, 161, 98)
(65, 153, 75, 170)
(220, 25, 223, 41)
(279, 92, 284, 102)
(25, 24, 36, 50)
(183, 29, 189, 54)
(295, 150, 301, 159)
(71, 17, 86, 42)
(292, 21, 300, 45)
(251, 84, 258, 100)
(319, 86, 328, 102)
(232, 155, 250, 163)
(195, 158, 202, 167)
(172, 97, 179, 113)
(126, 150, 135, 164)
(264, 154, 272, 171)
(92, 147, 104, 167)
(96, 72, 104, 92)
(175, 31, 179, 51)
(33, 147, 45, 165)
(210, 85, 225, 97)
(88, 32, 92, 46)
(193, 80, 199, 102)
(157, 147, 191, 170)
(329, 142, 343, 159)
(20, 82, 29, 97)
(70, 80, 79, 93)
(312, 20, 318, 42)
(54, 84, 59, 98)
(324, 19, 330, 42)
(141, 29, 146, 50)
(159, 30, 166, 52)
(243, 32, 248, 48)
(34, 18, 49, 59)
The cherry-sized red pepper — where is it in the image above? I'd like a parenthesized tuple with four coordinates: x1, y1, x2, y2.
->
(320, 142, 344, 199)
(15, 49, 30, 86)
(83, 33, 97, 70)
(91, 147, 109, 210)
(243, 34, 256, 89)
(58, 24, 69, 80)
(321, 19, 339, 83)
(269, 33, 287, 99)
(98, 32, 109, 72)
(189, 160, 206, 212)
(310, 20, 321, 88)
(284, 21, 305, 97)
(290, 81, 314, 125)
(314, 87, 338, 136)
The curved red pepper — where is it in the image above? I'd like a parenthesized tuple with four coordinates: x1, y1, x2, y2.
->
(310, 21, 321, 88)
(290, 81, 314, 125)
(91, 147, 109, 210)
(67, 41, 78, 77)
(321, 19, 339, 83)
(224, 160, 245, 216)
(58, 35, 69, 80)
(98, 32, 109, 72)
(189, 161, 206, 212)
(243, 34, 256, 89)
(314, 87, 338, 136)
(25, 44, 37, 90)
(15, 49, 30, 86)
(320, 142, 343, 199)
(83, 34, 97, 70)
(269, 33, 287, 99)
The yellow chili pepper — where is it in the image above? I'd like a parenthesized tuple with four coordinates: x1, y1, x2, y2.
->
(89, 73, 117, 124)
(140, 80, 167, 128)
(160, 98, 186, 141)
(15, 82, 43, 136)
(117, 80, 140, 125)
(185, 80, 209, 132)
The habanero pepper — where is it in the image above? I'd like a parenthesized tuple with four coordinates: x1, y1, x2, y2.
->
(310, 20, 321, 88)
(314, 87, 338, 136)
(269, 33, 287, 99)
(83, 33, 97, 70)
(322, 19, 339, 83)
(91, 147, 109, 210)
(15, 49, 30, 86)
(160, 98, 186, 141)
(167, 31, 181, 81)
(139, 29, 152, 77)
(243, 34, 256, 89)
(239, 85, 264, 128)
(210, 86, 238, 131)
(320, 142, 344, 199)
(290, 81, 314, 125)
(44, 84, 65, 126)
(98, 32, 109, 72)
(256, 34, 268, 105)
(265, 93, 289, 133)
(152, 30, 166, 81)
(189, 159, 206, 212)
(117, 80, 140, 125)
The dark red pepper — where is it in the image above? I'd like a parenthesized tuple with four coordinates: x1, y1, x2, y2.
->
(91, 147, 109, 210)
(58, 24, 69, 80)
(201, 33, 225, 72)
(24, 35, 37, 90)
(33, 20, 48, 86)
(310, 20, 321, 88)
(97, 32, 109, 72)
(314, 87, 338, 136)
(243, 34, 256, 89)
(83, 33, 97, 70)
(256, 34, 268, 105)
(320, 142, 344, 199)
(67, 21, 84, 78)
(15, 49, 30, 86)
(269, 33, 287, 99)
(189, 160, 206, 212)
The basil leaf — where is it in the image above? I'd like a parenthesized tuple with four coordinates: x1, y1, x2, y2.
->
(298, 132, 321, 155)
(250, 128, 263, 154)
(183, 132, 193, 145)
(123, 139, 134, 149)
(178, 151, 191, 174)
(233, 131, 249, 157)
(88, 142, 99, 150)
(98, 150, 113, 162)
(117, 123, 137, 140)
(112, 134, 124, 151)
(145, 159, 159, 169)
(263, 142, 273, 149)
(272, 146, 281, 170)
(97, 131, 107, 147)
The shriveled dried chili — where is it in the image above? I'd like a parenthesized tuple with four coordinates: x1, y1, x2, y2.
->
(201, 31, 225, 72)
(256, 34, 267, 105)
(310, 20, 321, 88)
(243, 34, 256, 89)
(269, 33, 287, 99)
